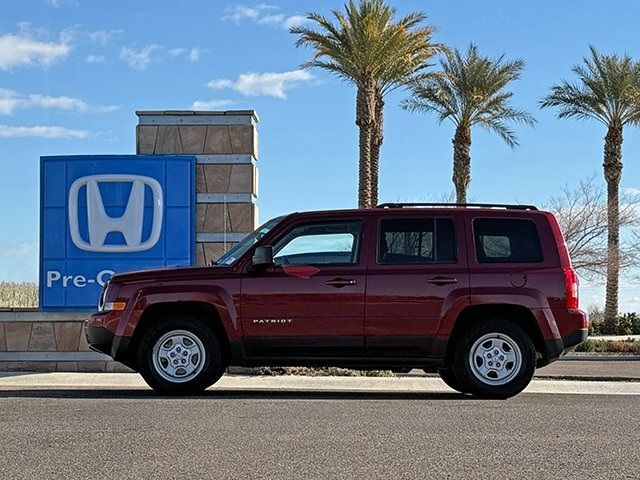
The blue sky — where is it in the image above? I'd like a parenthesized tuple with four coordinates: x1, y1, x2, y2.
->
(2, 0, 640, 309)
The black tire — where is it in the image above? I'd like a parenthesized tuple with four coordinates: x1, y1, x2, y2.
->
(452, 320, 536, 399)
(437, 368, 466, 393)
(137, 313, 225, 395)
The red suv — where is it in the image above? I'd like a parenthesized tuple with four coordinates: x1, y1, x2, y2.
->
(87, 203, 588, 398)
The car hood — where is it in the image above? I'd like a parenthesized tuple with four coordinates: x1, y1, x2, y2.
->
(110, 264, 236, 284)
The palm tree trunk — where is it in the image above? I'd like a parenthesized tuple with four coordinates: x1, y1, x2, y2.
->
(603, 125, 623, 333)
(356, 78, 376, 208)
(452, 124, 472, 204)
(369, 89, 384, 207)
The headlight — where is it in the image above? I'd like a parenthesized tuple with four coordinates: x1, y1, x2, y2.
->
(97, 283, 109, 312)
(98, 282, 126, 312)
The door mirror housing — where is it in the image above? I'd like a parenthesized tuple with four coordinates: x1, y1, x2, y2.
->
(251, 245, 274, 268)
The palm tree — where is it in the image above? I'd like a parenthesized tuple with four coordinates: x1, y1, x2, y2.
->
(402, 43, 536, 204)
(291, 0, 442, 208)
(541, 46, 640, 332)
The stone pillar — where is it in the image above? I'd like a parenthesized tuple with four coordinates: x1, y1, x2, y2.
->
(136, 110, 259, 265)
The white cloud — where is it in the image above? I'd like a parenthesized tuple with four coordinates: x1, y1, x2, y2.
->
(119, 45, 159, 70)
(85, 54, 105, 63)
(190, 99, 234, 110)
(28, 94, 88, 111)
(169, 48, 186, 57)
(88, 29, 123, 45)
(46, 0, 78, 7)
(223, 4, 278, 22)
(0, 32, 71, 70)
(223, 4, 308, 29)
(624, 187, 640, 196)
(169, 47, 205, 62)
(1, 242, 38, 258)
(0, 89, 23, 115)
(188, 47, 203, 62)
(207, 70, 314, 99)
(0, 88, 119, 115)
(0, 125, 88, 139)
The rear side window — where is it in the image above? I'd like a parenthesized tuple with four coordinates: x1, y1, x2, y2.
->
(379, 218, 456, 264)
(474, 218, 542, 263)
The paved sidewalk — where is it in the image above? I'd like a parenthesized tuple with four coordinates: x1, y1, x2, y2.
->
(1, 372, 639, 396)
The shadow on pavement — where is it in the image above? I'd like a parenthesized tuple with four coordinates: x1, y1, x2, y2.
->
(0, 388, 476, 401)
(0, 372, 43, 379)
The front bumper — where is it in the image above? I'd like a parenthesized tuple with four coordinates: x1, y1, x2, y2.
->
(85, 325, 115, 356)
(86, 311, 133, 366)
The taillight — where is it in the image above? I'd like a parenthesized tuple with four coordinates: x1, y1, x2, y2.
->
(563, 267, 579, 309)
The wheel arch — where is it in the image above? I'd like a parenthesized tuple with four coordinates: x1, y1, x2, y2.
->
(124, 301, 231, 370)
(444, 304, 546, 367)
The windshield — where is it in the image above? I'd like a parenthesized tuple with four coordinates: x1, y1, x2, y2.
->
(214, 215, 286, 266)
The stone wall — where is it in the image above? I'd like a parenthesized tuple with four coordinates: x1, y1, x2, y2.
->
(136, 110, 259, 265)
(0, 110, 260, 373)
(0, 311, 130, 372)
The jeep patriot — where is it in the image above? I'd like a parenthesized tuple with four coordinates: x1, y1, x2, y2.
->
(86, 203, 588, 398)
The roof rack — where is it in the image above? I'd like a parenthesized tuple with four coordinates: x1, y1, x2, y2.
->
(376, 202, 538, 211)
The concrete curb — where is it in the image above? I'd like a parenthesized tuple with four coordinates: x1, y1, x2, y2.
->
(0, 372, 639, 396)
(561, 354, 640, 361)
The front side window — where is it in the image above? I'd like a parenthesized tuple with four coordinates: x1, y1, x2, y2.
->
(215, 216, 285, 266)
(474, 218, 543, 263)
(273, 221, 362, 266)
(379, 218, 456, 264)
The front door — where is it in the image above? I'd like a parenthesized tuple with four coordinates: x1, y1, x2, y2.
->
(365, 216, 469, 357)
(241, 219, 366, 358)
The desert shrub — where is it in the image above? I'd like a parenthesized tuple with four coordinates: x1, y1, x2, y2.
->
(587, 305, 604, 336)
(615, 313, 635, 336)
(587, 305, 640, 335)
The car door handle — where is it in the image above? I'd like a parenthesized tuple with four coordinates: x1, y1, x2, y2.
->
(326, 278, 357, 288)
(426, 276, 458, 286)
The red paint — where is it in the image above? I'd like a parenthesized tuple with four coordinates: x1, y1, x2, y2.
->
(88, 206, 588, 367)
(282, 265, 321, 279)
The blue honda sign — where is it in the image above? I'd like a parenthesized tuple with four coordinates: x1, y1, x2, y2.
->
(40, 155, 196, 310)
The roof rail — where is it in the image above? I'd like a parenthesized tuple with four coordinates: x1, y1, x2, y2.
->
(376, 202, 538, 211)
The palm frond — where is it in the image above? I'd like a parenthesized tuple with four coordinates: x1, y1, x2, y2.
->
(402, 42, 534, 147)
(291, 0, 443, 94)
(541, 46, 640, 128)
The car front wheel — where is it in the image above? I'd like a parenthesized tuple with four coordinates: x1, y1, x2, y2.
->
(137, 314, 225, 395)
(452, 320, 536, 399)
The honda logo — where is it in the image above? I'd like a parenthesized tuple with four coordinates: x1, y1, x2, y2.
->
(68, 174, 163, 253)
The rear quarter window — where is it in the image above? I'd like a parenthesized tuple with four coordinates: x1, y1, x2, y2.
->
(474, 218, 542, 263)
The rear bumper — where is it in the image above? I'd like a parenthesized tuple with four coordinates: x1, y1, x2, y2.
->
(542, 328, 588, 366)
(562, 328, 589, 351)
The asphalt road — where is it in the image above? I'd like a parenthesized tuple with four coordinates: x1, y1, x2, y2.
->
(0, 389, 638, 479)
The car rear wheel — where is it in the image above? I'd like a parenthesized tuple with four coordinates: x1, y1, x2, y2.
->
(137, 314, 225, 395)
(452, 320, 536, 399)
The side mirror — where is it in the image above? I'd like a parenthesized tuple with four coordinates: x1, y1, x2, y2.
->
(251, 245, 274, 268)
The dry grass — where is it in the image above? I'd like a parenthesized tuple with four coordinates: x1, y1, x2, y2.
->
(232, 366, 395, 377)
(0, 282, 38, 308)
(575, 339, 640, 354)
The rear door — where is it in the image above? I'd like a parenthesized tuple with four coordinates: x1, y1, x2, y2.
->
(365, 215, 469, 357)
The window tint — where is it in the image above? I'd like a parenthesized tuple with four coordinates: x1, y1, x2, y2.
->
(474, 218, 542, 263)
(379, 218, 456, 264)
(273, 222, 362, 266)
